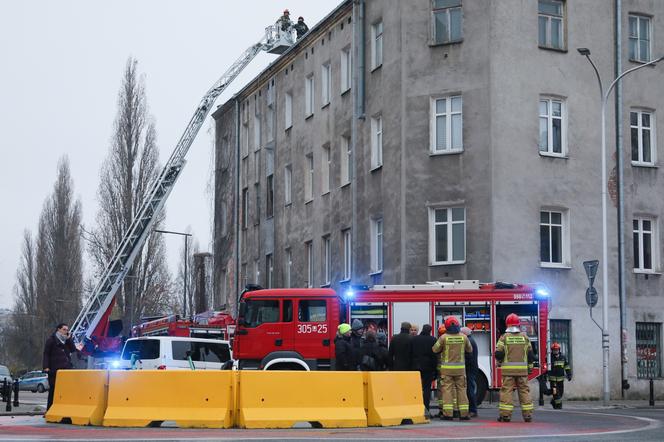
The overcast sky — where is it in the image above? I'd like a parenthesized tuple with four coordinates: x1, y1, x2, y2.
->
(0, 1, 335, 309)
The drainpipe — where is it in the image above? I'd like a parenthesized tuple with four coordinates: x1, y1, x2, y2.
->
(234, 98, 241, 317)
(614, 0, 628, 398)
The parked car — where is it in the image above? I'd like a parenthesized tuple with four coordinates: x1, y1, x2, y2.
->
(18, 371, 50, 393)
(0, 365, 12, 384)
(116, 336, 233, 370)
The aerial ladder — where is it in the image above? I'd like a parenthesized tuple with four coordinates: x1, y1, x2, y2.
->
(71, 23, 295, 354)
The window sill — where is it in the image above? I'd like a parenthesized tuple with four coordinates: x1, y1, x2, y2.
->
(538, 45, 568, 53)
(633, 269, 661, 275)
(285, 125, 292, 132)
(371, 64, 382, 73)
(305, 113, 314, 121)
(632, 162, 657, 168)
(428, 38, 463, 48)
(320, 283, 331, 288)
(430, 149, 463, 157)
(340, 181, 351, 189)
(285, 201, 292, 207)
(629, 58, 656, 66)
(429, 261, 466, 267)
(304, 198, 313, 205)
(321, 190, 330, 197)
(539, 152, 568, 159)
(321, 102, 330, 110)
(370, 164, 383, 172)
(369, 270, 383, 276)
(540, 263, 572, 270)
(340, 88, 351, 96)
(339, 278, 351, 284)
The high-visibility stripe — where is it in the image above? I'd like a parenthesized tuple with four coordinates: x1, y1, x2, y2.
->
(499, 404, 514, 410)
(522, 403, 534, 410)
(442, 404, 454, 410)
(502, 362, 527, 367)
(458, 405, 469, 410)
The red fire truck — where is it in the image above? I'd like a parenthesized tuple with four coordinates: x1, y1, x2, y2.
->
(132, 311, 235, 340)
(233, 281, 550, 402)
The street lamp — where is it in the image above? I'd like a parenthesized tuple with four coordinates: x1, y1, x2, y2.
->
(153, 229, 193, 317)
(577, 48, 664, 405)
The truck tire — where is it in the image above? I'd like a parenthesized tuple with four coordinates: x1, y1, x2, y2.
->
(475, 372, 488, 406)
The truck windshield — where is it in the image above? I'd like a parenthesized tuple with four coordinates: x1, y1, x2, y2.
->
(121, 339, 160, 360)
(243, 300, 280, 327)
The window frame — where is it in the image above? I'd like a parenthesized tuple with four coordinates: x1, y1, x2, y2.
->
(629, 14, 652, 63)
(370, 218, 384, 274)
(633, 216, 659, 273)
(371, 115, 383, 170)
(630, 109, 656, 166)
(340, 47, 352, 93)
(636, 322, 662, 379)
(430, 95, 463, 154)
(241, 187, 249, 230)
(306, 240, 314, 288)
(285, 92, 293, 130)
(538, 97, 567, 157)
(342, 229, 352, 281)
(540, 208, 571, 268)
(428, 207, 466, 265)
(321, 144, 331, 195)
(285, 248, 292, 288)
(321, 62, 331, 106)
(253, 112, 261, 151)
(550, 319, 572, 371)
(305, 74, 314, 117)
(265, 254, 274, 288)
(266, 174, 274, 218)
(284, 164, 292, 205)
(371, 20, 383, 70)
(322, 235, 331, 286)
(538, 0, 566, 51)
(431, 0, 463, 46)
(304, 153, 314, 202)
(340, 135, 351, 186)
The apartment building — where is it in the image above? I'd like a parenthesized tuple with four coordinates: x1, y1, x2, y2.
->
(212, 0, 664, 398)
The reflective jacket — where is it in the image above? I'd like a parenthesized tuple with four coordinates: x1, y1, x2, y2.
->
(495, 331, 534, 376)
(549, 352, 571, 381)
(432, 332, 472, 376)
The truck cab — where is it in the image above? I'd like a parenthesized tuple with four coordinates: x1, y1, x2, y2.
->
(233, 288, 340, 370)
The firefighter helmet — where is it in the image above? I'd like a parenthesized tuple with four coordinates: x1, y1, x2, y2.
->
(505, 313, 521, 327)
(444, 316, 460, 329)
(551, 342, 561, 351)
(283, 9, 290, 14)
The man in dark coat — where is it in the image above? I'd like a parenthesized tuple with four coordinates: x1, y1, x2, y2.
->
(334, 323, 354, 370)
(388, 321, 413, 370)
(294, 16, 309, 39)
(42, 323, 82, 410)
(411, 324, 438, 413)
(350, 319, 365, 370)
(461, 326, 479, 417)
(359, 330, 388, 371)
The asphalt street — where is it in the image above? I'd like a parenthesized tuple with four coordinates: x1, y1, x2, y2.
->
(0, 403, 663, 441)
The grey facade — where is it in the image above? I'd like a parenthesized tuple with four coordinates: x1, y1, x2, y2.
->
(213, 0, 664, 398)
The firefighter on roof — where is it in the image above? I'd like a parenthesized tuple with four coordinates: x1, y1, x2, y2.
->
(495, 313, 535, 422)
(548, 342, 572, 409)
(432, 316, 472, 420)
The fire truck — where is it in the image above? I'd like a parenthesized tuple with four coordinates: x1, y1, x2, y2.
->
(131, 311, 235, 340)
(233, 281, 550, 403)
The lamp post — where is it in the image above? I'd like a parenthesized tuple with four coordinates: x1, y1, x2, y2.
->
(577, 48, 664, 405)
(153, 229, 193, 317)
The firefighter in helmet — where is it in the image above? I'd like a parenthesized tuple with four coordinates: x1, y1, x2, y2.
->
(432, 316, 472, 420)
(548, 342, 572, 409)
(278, 9, 293, 32)
(495, 313, 535, 422)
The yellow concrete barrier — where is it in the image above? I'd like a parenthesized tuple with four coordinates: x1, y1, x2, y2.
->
(103, 370, 234, 428)
(45, 370, 108, 426)
(364, 371, 429, 426)
(237, 371, 367, 428)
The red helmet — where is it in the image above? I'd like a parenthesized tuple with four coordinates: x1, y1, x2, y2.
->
(283, 9, 290, 14)
(444, 316, 460, 329)
(551, 342, 561, 351)
(505, 313, 521, 327)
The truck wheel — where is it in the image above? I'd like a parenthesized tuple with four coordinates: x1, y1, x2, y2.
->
(37, 384, 45, 393)
(475, 373, 488, 406)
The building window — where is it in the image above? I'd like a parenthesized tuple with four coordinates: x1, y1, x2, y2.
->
(631, 110, 655, 165)
(241, 123, 249, 158)
(285, 92, 293, 129)
(321, 63, 331, 106)
(431, 96, 463, 153)
(241, 187, 248, 229)
(254, 259, 260, 285)
(254, 150, 260, 183)
(305, 153, 314, 202)
(253, 113, 261, 150)
(306, 241, 314, 288)
(284, 165, 292, 205)
(266, 107, 274, 142)
(370, 218, 383, 274)
(285, 248, 292, 288)
(254, 183, 260, 225)
(540, 209, 569, 266)
(241, 262, 248, 287)
(636, 322, 662, 379)
(539, 97, 566, 156)
(266, 174, 274, 218)
(432, 0, 462, 45)
(371, 115, 383, 169)
(429, 207, 465, 265)
(629, 15, 651, 62)
(538, 0, 565, 50)
(342, 229, 352, 280)
(550, 319, 572, 370)
(371, 21, 383, 70)
(323, 235, 331, 285)
(633, 217, 658, 272)
(341, 47, 351, 92)
(305, 74, 314, 117)
(321, 145, 331, 194)
(266, 254, 273, 289)
(341, 136, 351, 185)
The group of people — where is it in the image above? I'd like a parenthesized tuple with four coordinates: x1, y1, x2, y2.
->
(278, 9, 309, 40)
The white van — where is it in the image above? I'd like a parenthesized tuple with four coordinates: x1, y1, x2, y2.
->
(116, 336, 232, 370)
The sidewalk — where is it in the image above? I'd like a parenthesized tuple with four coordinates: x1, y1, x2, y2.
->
(0, 402, 45, 416)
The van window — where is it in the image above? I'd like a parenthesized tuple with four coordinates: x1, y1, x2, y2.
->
(172, 341, 231, 363)
(298, 300, 327, 322)
(121, 339, 160, 360)
(0, 366, 10, 375)
(244, 300, 280, 327)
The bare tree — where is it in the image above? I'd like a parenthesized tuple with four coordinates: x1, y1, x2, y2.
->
(88, 58, 172, 333)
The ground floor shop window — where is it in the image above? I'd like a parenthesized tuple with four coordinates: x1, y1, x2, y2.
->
(636, 322, 662, 379)
(550, 319, 572, 370)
